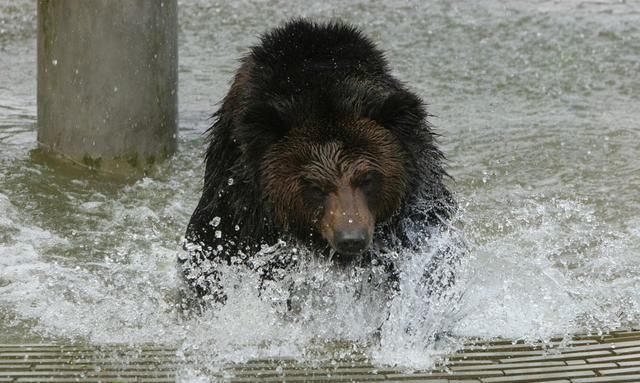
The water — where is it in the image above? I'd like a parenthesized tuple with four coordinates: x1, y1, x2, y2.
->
(1, 0, 639, 375)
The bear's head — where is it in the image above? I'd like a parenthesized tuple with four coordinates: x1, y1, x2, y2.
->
(229, 75, 431, 260)
(233, 83, 424, 260)
(261, 117, 409, 258)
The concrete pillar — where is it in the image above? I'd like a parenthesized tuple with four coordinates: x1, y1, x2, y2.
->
(37, 0, 178, 175)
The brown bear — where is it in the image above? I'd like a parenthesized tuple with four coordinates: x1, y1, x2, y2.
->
(180, 19, 455, 303)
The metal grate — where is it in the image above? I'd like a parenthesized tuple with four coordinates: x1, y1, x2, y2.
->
(1, 329, 639, 382)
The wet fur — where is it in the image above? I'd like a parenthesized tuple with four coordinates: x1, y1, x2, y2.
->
(182, 19, 455, 299)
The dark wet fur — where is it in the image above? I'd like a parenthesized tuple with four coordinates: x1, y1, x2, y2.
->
(181, 19, 455, 301)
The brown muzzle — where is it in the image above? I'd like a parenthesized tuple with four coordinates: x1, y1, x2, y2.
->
(320, 180, 375, 256)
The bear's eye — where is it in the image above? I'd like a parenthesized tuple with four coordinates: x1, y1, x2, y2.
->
(302, 183, 326, 205)
(355, 171, 382, 196)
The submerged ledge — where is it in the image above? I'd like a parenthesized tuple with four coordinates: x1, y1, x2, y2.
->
(1, 329, 639, 382)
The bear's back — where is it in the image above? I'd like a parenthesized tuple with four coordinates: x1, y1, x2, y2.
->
(248, 20, 394, 98)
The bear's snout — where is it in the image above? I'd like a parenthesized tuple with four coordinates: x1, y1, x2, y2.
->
(333, 227, 370, 255)
(320, 179, 375, 258)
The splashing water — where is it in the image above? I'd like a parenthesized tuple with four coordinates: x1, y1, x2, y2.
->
(175, 225, 465, 371)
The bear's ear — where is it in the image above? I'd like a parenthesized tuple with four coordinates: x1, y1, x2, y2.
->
(364, 91, 426, 136)
(238, 102, 291, 150)
(242, 103, 291, 137)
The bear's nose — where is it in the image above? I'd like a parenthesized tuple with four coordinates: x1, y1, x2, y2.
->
(334, 228, 370, 255)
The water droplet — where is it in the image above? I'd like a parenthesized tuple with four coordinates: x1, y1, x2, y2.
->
(234, 225, 240, 231)
(215, 230, 222, 238)
(209, 216, 221, 227)
(51, 59, 58, 66)
(348, 219, 353, 224)
(113, 86, 118, 92)
(227, 178, 234, 186)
